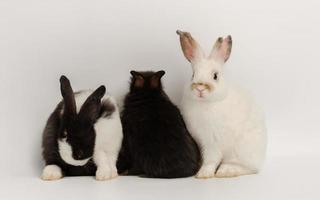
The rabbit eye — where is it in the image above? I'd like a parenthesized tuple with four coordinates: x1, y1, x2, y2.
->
(213, 72, 218, 81)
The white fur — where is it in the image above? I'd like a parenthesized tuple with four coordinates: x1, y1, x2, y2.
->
(57, 90, 123, 180)
(41, 165, 63, 181)
(179, 35, 267, 178)
(93, 96, 123, 180)
(58, 138, 91, 166)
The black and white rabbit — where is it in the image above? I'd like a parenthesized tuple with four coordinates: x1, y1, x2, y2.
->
(41, 76, 123, 181)
(117, 70, 201, 178)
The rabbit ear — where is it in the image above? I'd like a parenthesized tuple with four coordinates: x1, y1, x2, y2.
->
(209, 35, 232, 63)
(150, 70, 165, 88)
(60, 75, 76, 117)
(130, 70, 145, 88)
(78, 85, 106, 123)
(176, 30, 205, 63)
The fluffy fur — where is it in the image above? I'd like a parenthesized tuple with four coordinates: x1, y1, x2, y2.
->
(176, 30, 267, 178)
(117, 70, 202, 178)
(41, 76, 122, 180)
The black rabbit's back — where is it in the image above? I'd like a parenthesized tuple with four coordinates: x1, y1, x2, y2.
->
(118, 71, 201, 178)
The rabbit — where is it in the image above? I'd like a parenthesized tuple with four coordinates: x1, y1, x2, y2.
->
(116, 70, 202, 178)
(176, 30, 267, 178)
(41, 75, 123, 181)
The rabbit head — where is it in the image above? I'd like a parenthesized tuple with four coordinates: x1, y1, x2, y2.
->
(176, 30, 232, 101)
(129, 70, 166, 92)
(59, 75, 106, 160)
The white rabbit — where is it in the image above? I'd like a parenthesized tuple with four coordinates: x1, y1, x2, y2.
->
(176, 30, 267, 178)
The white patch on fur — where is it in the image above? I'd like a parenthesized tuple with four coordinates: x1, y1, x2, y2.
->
(41, 165, 63, 181)
(93, 96, 123, 180)
(58, 138, 90, 166)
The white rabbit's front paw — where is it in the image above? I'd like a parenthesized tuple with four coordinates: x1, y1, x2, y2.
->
(195, 164, 217, 179)
(215, 164, 254, 178)
(41, 165, 63, 181)
(95, 165, 118, 181)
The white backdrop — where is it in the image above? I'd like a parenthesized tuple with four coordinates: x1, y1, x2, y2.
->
(1, 0, 320, 199)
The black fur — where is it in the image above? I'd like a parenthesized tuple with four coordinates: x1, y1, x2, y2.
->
(117, 70, 202, 178)
(42, 75, 113, 176)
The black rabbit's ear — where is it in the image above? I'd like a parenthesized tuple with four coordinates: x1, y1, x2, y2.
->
(78, 85, 106, 123)
(155, 70, 165, 78)
(130, 70, 140, 77)
(150, 70, 165, 88)
(60, 75, 76, 117)
(130, 70, 145, 88)
(89, 85, 106, 100)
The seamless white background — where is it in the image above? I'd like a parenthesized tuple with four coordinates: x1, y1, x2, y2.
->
(1, 0, 320, 199)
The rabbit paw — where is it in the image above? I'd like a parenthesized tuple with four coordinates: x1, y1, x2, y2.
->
(95, 166, 118, 181)
(215, 164, 254, 178)
(41, 165, 63, 181)
(195, 164, 216, 179)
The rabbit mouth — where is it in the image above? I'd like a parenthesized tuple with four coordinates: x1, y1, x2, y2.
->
(197, 92, 204, 98)
(194, 87, 209, 98)
(195, 90, 207, 99)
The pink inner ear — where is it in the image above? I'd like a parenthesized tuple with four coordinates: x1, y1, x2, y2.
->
(211, 36, 232, 62)
(185, 45, 194, 61)
(221, 37, 231, 59)
(134, 76, 144, 88)
(180, 37, 195, 62)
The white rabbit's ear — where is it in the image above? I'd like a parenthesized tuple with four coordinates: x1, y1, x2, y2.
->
(176, 30, 205, 63)
(209, 35, 232, 63)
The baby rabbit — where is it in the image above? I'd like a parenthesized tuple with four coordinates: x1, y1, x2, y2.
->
(176, 30, 267, 178)
(41, 76, 122, 181)
(117, 70, 201, 178)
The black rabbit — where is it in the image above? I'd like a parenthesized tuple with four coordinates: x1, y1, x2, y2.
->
(41, 75, 123, 181)
(117, 70, 202, 178)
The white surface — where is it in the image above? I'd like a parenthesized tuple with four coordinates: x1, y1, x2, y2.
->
(1, 0, 320, 199)
(2, 155, 320, 200)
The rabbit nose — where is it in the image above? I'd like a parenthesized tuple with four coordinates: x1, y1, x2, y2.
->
(192, 82, 212, 91)
(77, 151, 84, 159)
(192, 82, 212, 92)
(196, 85, 206, 92)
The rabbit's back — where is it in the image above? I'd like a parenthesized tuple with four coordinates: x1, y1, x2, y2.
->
(122, 94, 201, 178)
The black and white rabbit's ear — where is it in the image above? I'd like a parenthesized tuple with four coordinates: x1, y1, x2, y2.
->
(60, 75, 76, 117)
(176, 30, 205, 63)
(209, 35, 232, 63)
(130, 70, 145, 88)
(150, 70, 165, 88)
(78, 85, 106, 123)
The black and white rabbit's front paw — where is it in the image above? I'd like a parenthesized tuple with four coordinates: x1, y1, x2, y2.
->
(95, 164, 118, 181)
(41, 165, 63, 181)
